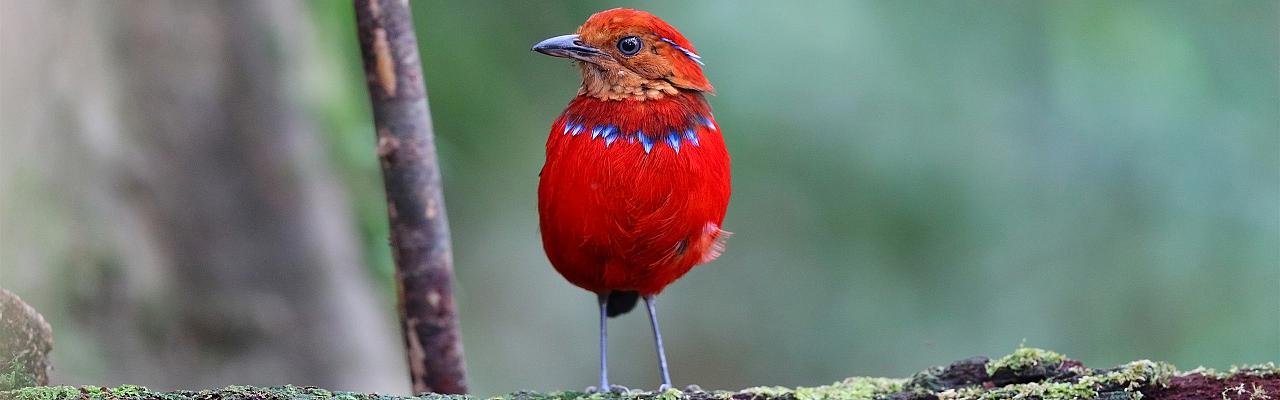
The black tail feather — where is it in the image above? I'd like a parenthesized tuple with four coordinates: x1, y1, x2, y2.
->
(605, 290, 640, 318)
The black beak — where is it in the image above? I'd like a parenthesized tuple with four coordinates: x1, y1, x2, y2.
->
(532, 34, 603, 62)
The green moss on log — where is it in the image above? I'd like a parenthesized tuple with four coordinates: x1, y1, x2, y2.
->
(985, 347, 1066, 376)
(1, 289, 54, 391)
(2, 348, 1277, 400)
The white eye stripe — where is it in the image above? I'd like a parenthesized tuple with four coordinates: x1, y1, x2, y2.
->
(659, 37, 705, 66)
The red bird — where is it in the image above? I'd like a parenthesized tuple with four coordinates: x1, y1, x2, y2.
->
(533, 8, 731, 391)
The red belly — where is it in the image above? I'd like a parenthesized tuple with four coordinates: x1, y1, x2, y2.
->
(537, 98, 730, 295)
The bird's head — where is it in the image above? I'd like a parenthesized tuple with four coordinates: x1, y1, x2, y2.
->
(533, 8, 713, 100)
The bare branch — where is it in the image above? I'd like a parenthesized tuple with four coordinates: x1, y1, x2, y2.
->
(353, 0, 467, 394)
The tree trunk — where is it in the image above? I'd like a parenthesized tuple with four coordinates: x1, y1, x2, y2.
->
(0, 0, 407, 392)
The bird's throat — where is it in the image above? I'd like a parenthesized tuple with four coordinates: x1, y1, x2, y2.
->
(578, 63, 679, 101)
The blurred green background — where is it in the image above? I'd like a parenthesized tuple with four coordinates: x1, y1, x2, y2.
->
(2, 0, 1276, 396)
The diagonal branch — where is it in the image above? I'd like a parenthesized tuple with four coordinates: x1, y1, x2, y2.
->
(353, 0, 468, 394)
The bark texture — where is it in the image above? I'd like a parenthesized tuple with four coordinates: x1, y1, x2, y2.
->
(0, 290, 53, 389)
(353, 0, 468, 394)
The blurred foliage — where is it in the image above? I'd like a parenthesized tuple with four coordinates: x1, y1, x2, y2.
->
(6, 0, 1269, 396)
(305, 0, 1277, 395)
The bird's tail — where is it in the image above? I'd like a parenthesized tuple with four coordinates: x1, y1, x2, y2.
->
(606, 290, 640, 317)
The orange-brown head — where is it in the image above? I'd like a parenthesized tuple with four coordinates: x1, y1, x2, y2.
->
(533, 8, 713, 101)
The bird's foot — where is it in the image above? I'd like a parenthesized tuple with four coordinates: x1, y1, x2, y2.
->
(608, 385, 632, 393)
(684, 384, 703, 392)
(657, 383, 673, 392)
(584, 385, 632, 394)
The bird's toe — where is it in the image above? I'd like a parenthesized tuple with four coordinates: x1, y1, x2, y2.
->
(584, 384, 633, 394)
(609, 385, 633, 393)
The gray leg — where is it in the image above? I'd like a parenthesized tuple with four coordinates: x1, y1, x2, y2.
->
(643, 295, 673, 390)
(597, 292, 610, 391)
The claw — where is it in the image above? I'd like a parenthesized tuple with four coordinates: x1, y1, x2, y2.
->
(684, 384, 703, 392)
(610, 385, 632, 393)
(657, 384, 673, 392)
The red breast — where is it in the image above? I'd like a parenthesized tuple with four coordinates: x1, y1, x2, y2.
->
(538, 91, 730, 295)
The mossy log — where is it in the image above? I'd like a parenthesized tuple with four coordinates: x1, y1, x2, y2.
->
(3, 348, 1276, 400)
(0, 289, 53, 390)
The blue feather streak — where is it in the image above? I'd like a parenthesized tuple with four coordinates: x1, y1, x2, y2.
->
(660, 37, 705, 66)
(665, 131, 681, 153)
(602, 126, 619, 146)
(683, 128, 699, 146)
(638, 131, 653, 153)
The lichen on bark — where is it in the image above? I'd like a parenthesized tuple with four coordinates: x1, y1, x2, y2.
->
(0, 290, 53, 391)
(3, 348, 1276, 400)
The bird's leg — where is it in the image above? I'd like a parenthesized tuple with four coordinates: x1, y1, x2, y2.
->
(596, 292, 610, 392)
(585, 293, 629, 393)
(643, 295, 673, 391)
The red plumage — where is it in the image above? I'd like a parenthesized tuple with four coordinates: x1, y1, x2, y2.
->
(539, 91, 730, 295)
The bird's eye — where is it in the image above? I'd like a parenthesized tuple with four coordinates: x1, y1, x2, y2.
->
(616, 36, 642, 56)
